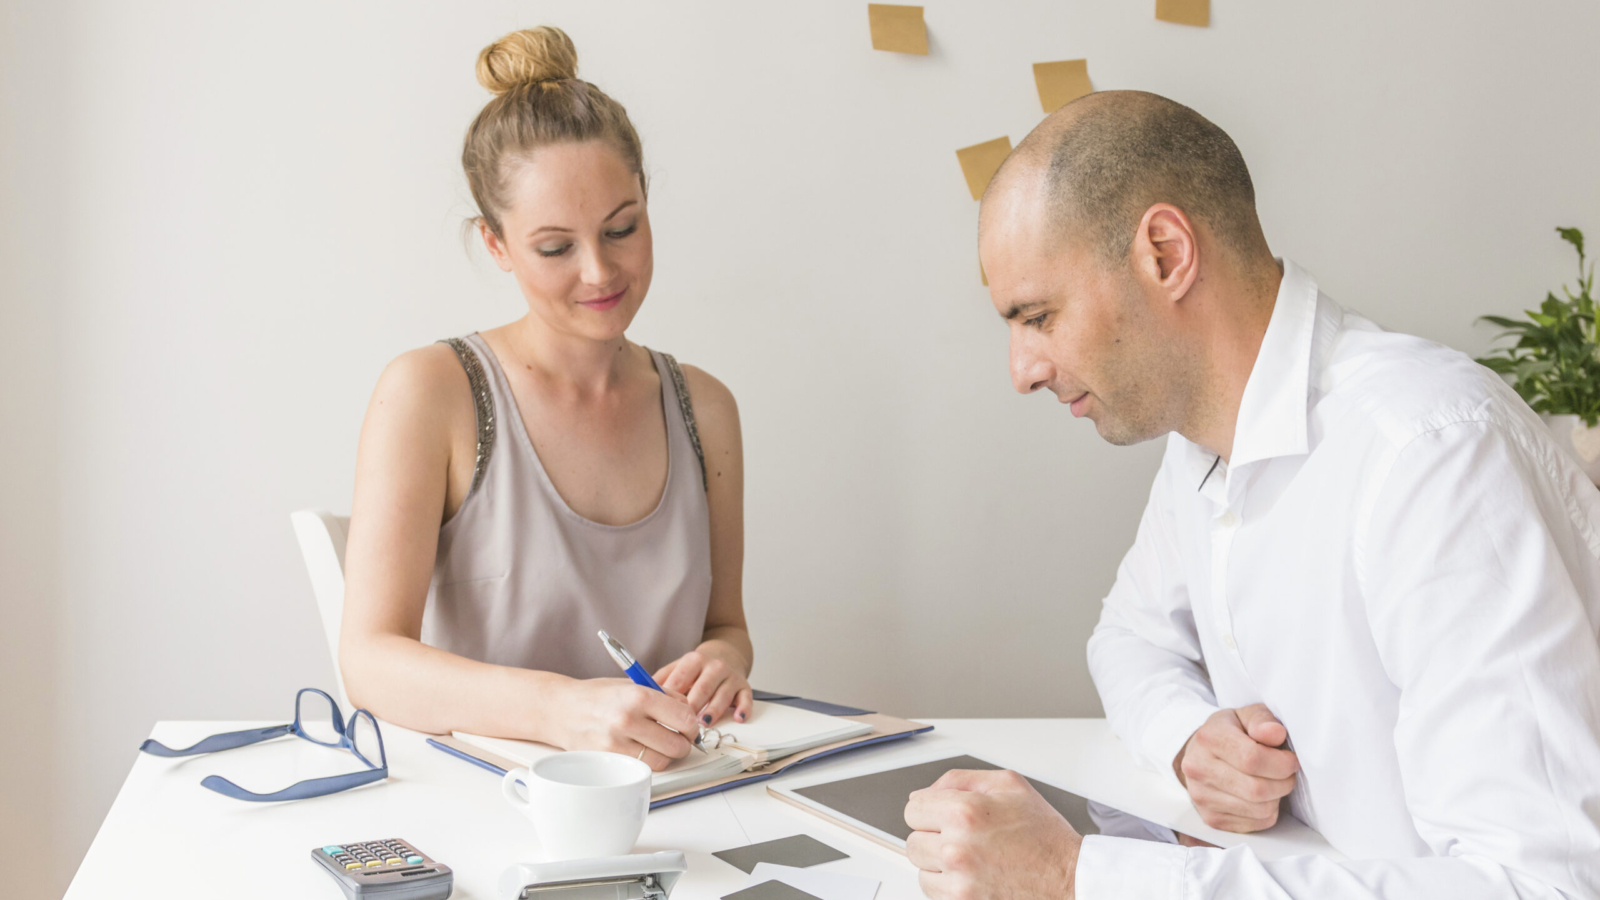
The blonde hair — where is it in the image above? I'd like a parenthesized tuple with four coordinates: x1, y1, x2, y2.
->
(462, 26, 645, 238)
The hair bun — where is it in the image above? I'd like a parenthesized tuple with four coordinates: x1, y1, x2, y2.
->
(476, 26, 579, 95)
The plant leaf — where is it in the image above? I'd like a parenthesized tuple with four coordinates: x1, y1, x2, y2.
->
(1558, 226, 1584, 259)
(1479, 315, 1530, 330)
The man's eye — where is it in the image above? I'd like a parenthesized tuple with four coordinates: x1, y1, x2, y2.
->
(536, 244, 571, 258)
(1024, 313, 1049, 328)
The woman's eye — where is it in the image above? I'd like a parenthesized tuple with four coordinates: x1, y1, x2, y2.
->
(605, 224, 638, 240)
(536, 244, 571, 258)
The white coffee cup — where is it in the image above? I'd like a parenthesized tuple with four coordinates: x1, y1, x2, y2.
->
(501, 751, 652, 860)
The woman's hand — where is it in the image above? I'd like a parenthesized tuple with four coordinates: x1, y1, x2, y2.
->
(553, 678, 701, 771)
(655, 644, 753, 727)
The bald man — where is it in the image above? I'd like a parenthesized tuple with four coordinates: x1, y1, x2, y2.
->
(903, 91, 1600, 899)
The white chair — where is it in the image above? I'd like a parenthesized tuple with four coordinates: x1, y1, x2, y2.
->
(291, 509, 351, 708)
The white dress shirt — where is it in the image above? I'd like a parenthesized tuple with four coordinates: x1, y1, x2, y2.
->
(1075, 260, 1600, 899)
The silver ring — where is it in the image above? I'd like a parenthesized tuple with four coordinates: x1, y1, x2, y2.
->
(637, 748, 646, 761)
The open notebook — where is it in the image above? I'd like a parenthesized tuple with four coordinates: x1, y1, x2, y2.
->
(452, 700, 875, 797)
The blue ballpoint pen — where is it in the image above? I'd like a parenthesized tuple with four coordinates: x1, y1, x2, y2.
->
(598, 630, 715, 752)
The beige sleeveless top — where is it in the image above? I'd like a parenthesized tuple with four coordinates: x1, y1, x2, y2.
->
(419, 333, 713, 679)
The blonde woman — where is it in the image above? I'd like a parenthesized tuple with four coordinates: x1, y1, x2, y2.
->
(338, 26, 753, 770)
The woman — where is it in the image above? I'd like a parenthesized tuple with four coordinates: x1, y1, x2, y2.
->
(339, 26, 752, 771)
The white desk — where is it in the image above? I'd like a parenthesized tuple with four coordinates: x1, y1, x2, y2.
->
(69, 719, 1331, 899)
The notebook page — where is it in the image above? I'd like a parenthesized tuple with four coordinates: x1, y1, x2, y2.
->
(718, 701, 873, 759)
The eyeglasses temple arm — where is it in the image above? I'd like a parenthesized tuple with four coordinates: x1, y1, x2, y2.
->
(139, 724, 293, 757)
(199, 767, 388, 802)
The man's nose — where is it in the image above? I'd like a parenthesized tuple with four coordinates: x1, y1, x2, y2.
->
(1010, 335, 1052, 395)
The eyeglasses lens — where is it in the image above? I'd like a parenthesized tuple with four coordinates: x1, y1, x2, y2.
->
(348, 712, 384, 769)
(296, 691, 342, 745)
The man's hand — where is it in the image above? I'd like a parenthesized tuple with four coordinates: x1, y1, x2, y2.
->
(904, 769, 1083, 900)
(1174, 704, 1299, 832)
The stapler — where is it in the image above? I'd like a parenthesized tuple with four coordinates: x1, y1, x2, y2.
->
(499, 851, 688, 900)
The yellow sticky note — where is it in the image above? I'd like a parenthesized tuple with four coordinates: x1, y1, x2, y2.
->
(955, 136, 1013, 201)
(1033, 60, 1093, 114)
(868, 4, 928, 55)
(1156, 0, 1209, 27)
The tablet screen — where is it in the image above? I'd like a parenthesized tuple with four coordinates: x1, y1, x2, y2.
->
(791, 754, 1100, 840)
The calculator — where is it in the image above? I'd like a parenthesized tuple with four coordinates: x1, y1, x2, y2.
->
(311, 839, 453, 900)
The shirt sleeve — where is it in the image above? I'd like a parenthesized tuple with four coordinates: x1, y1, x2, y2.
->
(1077, 419, 1600, 900)
(1087, 440, 1220, 788)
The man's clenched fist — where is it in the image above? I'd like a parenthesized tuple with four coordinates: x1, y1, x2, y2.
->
(904, 769, 1083, 900)
(1175, 703, 1299, 832)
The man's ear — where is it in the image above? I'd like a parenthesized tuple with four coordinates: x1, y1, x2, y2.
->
(1132, 204, 1199, 304)
(479, 219, 514, 273)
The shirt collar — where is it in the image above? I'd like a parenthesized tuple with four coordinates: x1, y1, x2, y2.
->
(1227, 258, 1320, 470)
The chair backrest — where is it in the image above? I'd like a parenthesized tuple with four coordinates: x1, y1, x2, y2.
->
(290, 509, 351, 708)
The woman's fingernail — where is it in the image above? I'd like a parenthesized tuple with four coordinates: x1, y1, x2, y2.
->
(737, 711, 746, 721)
(702, 714, 713, 725)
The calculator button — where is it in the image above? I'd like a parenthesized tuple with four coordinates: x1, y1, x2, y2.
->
(387, 858, 403, 865)
(406, 856, 423, 865)
(323, 846, 344, 855)
(344, 862, 362, 869)
(366, 860, 382, 867)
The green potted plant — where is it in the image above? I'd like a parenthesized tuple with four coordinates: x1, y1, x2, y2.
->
(1477, 226, 1600, 483)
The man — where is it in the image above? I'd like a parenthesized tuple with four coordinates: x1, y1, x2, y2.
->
(904, 90, 1600, 899)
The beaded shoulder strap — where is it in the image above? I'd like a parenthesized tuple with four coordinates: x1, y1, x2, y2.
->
(657, 351, 708, 492)
(440, 337, 496, 494)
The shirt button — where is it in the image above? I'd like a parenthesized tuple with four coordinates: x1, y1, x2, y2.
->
(1224, 634, 1237, 650)
(1219, 510, 1239, 528)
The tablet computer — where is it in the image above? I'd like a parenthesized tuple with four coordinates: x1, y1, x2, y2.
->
(769, 752, 1099, 852)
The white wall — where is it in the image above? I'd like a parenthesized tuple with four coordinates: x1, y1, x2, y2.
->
(4, 0, 1599, 893)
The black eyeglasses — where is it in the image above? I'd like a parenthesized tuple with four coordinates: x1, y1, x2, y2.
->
(139, 687, 387, 801)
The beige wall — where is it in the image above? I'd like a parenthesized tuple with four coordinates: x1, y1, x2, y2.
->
(3, 4, 65, 898)
(4, 1, 1599, 894)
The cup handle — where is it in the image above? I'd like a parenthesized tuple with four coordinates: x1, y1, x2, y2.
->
(502, 767, 532, 813)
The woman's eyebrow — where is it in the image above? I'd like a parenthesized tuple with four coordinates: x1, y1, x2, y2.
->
(526, 200, 639, 238)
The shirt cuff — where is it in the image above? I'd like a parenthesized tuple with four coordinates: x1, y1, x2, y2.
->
(1140, 698, 1219, 791)
(1075, 835, 1189, 900)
